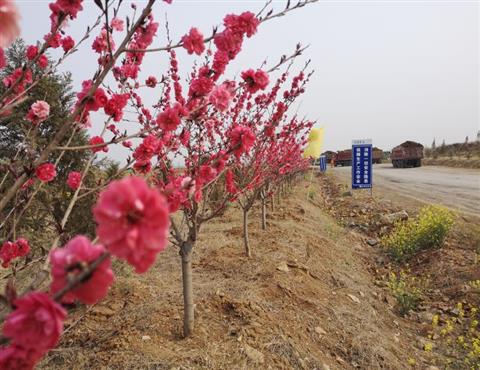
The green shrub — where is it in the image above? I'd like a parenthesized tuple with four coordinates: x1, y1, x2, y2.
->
(382, 205, 455, 262)
(386, 270, 422, 316)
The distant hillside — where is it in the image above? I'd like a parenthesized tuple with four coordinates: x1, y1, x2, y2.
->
(424, 141, 480, 168)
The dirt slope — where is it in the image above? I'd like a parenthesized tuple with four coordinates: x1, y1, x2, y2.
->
(40, 178, 428, 370)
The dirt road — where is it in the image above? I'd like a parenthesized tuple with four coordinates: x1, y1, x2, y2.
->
(332, 164, 480, 216)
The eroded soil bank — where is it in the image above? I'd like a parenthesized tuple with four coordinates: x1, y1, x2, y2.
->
(40, 174, 478, 369)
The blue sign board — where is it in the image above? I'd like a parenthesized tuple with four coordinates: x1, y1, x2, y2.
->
(351, 139, 372, 189)
(319, 155, 327, 172)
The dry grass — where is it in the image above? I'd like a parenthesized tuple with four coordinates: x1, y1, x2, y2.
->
(38, 178, 430, 369)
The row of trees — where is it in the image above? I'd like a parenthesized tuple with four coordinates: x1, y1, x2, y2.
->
(0, 0, 316, 367)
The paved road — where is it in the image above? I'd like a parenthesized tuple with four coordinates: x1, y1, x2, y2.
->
(332, 164, 480, 216)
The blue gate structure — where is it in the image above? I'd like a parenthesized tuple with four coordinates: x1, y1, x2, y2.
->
(351, 139, 372, 190)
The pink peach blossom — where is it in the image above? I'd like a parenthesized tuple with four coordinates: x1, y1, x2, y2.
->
(50, 236, 114, 305)
(3, 292, 66, 350)
(0, 0, 20, 48)
(26, 100, 50, 125)
(93, 176, 170, 273)
(35, 163, 56, 183)
(66, 171, 81, 190)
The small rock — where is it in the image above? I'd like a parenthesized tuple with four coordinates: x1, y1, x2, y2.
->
(315, 326, 327, 335)
(142, 335, 151, 341)
(347, 294, 360, 304)
(427, 367, 440, 370)
(380, 210, 409, 225)
(215, 289, 225, 297)
(276, 261, 290, 273)
(322, 364, 331, 370)
(92, 306, 115, 317)
(366, 239, 378, 246)
(341, 191, 353, 197)
(419, 311, 434, 324)
(244, 344, 264, 364)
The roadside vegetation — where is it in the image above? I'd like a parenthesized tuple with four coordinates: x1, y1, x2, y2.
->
(424, 141, 480, 169)
(382, 205, 455, 262)
(386, 269, 423, 316)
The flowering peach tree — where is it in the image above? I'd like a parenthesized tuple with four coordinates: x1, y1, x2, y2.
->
(0, 0, 317, 367)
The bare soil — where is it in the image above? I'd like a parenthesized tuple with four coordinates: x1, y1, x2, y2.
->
(38, 174, 478, 369)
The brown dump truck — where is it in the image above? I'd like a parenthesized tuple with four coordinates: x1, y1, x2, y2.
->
(372, 147, 383, 164)
(334, 149, 352, 166)
(391, 141, 424, 168)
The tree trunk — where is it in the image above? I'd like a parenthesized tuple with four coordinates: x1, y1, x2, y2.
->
(243, 209, 251, 257)
(271, 194, 275, 212)
(261, 196, 266, 230)
(180, 242, 194, 337)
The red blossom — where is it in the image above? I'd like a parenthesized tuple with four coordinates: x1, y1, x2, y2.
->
(0, 238, 30, 268)
(228, 125, 256, 159)
(0, 0, 20, 48)
(44, 32, 62, 48)
(110, 17, 124, 32)
(198, 165, 217, 185)
(189, 76, 214, 98)
(0, 48, 5, 69)
(66, 171, 81, 190)
(61, 36, 75, 52)
(225, 169, 238, 194)
(156, 106, 181, 131)
(35, 163, 56, 183)
(209, 84, 232, 111)
(0, 344, 42, 370)
(50, 236, 114, 305)
(89, 136, 108, 153)
(181, 27, 205, 56)
(26, 100, 50, 125)
(224, 11, 259, 38)
(214, 29, 243, 60)
(37, 54, 49, 69)
(145, 76, 157, 88)
(93, 176, 171, 273)
(75, 80, 108, 118)
(133, 135, 160, 162)
(25, 45, 38, 60)
(212, 50, 229, 76)
(3, 68, 32, 93)
(241, 69, 269, 94)
(54, 0, 83, 19)
(15, 238, 30, 257)
(3, 292, 66, 351)
(104, 93, 129, 122)
(92, 28, 115, 54)
(0, 241, 17, 268)
(133, 160, 152, 174)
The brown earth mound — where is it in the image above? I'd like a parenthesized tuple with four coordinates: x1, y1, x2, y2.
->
(40, 178, 435, 370)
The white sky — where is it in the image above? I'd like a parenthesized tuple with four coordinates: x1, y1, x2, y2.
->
(15, 0, 479, 155)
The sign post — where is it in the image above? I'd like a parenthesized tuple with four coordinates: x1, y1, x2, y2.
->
(351, 139, 373, 195)
(319, 155, 327, 173)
